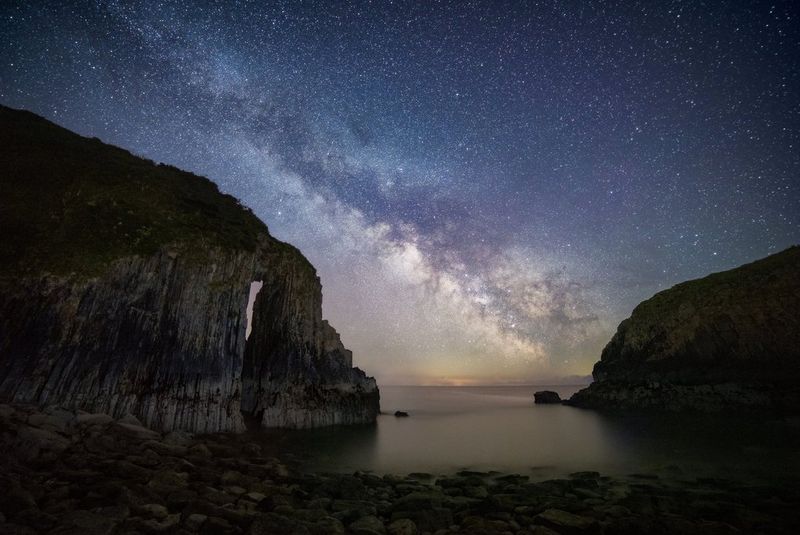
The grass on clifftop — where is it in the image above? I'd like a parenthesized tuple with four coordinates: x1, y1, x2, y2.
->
(0, 105, 271, 278)
(627, 245, 800, 324)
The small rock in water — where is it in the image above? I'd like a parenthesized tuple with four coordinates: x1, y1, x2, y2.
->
(533, 391, 562, 404)
(394, 411, 410, 417)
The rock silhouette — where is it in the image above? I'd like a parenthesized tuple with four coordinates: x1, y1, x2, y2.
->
(569, 246, 800, 412)
(0, 105, 379, 432)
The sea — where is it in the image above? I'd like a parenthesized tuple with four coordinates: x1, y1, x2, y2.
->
(254, 385, 800, 482)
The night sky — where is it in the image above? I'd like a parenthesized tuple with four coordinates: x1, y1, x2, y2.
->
(2, 1, 798, 385)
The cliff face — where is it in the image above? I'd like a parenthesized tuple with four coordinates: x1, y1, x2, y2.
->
(0, 105, 379, 432)
(241, 248, 379, 429)
(569, 247, 800, 412)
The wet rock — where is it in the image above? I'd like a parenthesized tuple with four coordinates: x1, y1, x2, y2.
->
(200, 516, 233, 535)
(574, 488, 602, 500)
(13, 425, 71, 460)
(147, 470, 189, 495)
(534, 508, 599, 534)
(437, 475, 485, 488)
(201, 488, 237, 507)
(220, 469, 258, 488)
(238, 442, 260, 456)
(569, 471, 600, 480)
(184, 513, 207, 531)
(225, 485, 247, 496)
(331, 499, 377, 522)
(310, 516, 345, 534)
(59, 510, 118, 535)
(533, 391, 562, 404)
(132, 513, 181, 533)
(139, 503, 169, 520)
(0, 404, 15, 419)
(76, 413, 114, 427)
(390, 508, 452, 532)
(163, 430, 194, 446)
(463, 485, 489, 499)
(166, 489, 198, 509)
(394, 411, 409, 417)
(142, 440, 188, 456)
(0, 524, 37, 535)
(15, 509, 58, 531)
(530, 526, 561, 535)
(114, 422, 161, 441)
(1, 485, 37, 511)
(248, 513, 310, 534)
(387, 518, 418, 535)
(188, 444, 213, 458)
(28, 407, 74, 432)
(495, 473, 530, 485)
(349, 515, 386, 535)
(461, 515, 513, 532)
(392, 491, 444, 511)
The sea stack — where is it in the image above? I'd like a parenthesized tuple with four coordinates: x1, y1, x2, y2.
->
(569, 247, 800, 412)
(533, 391, 561, 404)
(0, 105, 380, 433)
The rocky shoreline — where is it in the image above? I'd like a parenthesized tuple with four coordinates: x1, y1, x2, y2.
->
(2, 404, 799, 534)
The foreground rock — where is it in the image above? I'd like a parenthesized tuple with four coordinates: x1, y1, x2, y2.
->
(1, 403, 799, 534)
(0, 105, 379, 432)
(569, 247, 800, 413)
(533, 391, 561, 404)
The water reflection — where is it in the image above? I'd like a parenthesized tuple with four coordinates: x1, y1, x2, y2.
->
(252, 385, 800, 481)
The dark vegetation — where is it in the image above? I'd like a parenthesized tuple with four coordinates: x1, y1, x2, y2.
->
(0, 105, 268, 278)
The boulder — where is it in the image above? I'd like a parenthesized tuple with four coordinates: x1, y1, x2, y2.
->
(349, 515, 386, 535)
(533, 391, 561, 404)
(534, 508, 599, 534)
(387, 518, 417, 535)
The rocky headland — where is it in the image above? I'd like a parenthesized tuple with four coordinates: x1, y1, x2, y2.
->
(1, 403, 799, 534)
(568, 247, 800, 412)
(0, 105, 378, 433)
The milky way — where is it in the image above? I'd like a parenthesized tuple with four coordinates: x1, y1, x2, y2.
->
(2, 1, 798, 384)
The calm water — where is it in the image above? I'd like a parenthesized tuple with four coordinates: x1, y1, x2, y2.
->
(254, 385, 800, 481)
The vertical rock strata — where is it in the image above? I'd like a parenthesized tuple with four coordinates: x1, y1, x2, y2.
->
(241, 244, 379, 429)
(0, 249, 254, 433)
(0, 105, 379, 432)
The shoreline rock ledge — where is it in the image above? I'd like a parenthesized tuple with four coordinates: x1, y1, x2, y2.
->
(568, 246, 800, 413)
(0, 105, 379, 433)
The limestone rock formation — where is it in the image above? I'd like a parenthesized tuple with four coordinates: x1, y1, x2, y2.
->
(569, 246, 800, 412)
(0, 105, 379, 432)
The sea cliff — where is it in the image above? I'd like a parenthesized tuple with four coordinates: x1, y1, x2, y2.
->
(569, 246, 800, 412)
(0, 105, 379, 432)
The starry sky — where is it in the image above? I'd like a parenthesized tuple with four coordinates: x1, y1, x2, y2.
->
(2, 1, 798, 385)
